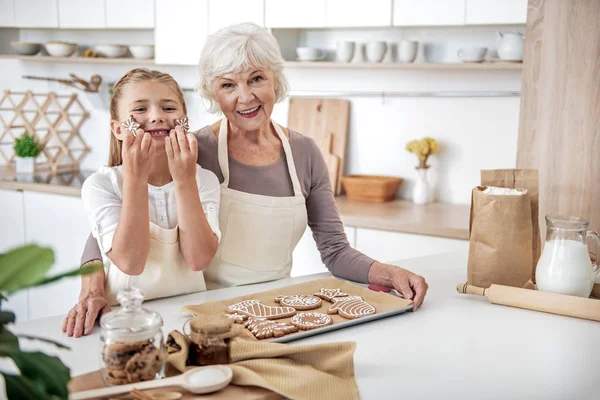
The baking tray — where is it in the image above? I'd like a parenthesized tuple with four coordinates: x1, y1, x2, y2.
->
(181, 277, 414, 343)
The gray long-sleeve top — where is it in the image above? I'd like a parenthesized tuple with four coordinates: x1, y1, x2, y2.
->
(81, 126, 375, 283)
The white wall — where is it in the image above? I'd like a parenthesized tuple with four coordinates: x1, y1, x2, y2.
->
(0, 26, 523, 204)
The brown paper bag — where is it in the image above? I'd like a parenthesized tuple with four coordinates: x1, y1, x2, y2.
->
(467, 186, 534, 288)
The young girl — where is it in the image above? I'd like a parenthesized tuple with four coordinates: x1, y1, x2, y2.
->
(81, 68, 220, 306)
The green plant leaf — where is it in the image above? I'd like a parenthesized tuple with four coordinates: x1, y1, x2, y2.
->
(0, 311, 15, 324)
(16, 335, 70, 350)
(3, 373, 52, 400)
(23, 263, 102, 291)
(0, 326, 19, 351)
(0, 245, 54, 293)
(2, 351, 70, 399)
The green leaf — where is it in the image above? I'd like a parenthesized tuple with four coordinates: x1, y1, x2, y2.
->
(3, 373, 52, 400)
(0, 311, 15, 324)
(16, 335, 70, 350)
(2, 351, 70, 399)
(24, 263, 102, 291)
(0, 326, 19, 351)
(0, 245, 54, 293)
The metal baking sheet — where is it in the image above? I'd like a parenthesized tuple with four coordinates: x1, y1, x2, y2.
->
(267, 282, 413, 343)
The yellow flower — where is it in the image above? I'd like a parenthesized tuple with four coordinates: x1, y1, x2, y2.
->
(405, 137, 440, 166)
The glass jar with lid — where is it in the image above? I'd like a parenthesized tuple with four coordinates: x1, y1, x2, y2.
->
(99, 287, 165, 386)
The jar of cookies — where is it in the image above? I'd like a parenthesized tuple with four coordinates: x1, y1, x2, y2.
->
(99, 287, 165, 386)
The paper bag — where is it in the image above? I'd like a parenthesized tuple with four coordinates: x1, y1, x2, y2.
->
(467, 185, 534, 288)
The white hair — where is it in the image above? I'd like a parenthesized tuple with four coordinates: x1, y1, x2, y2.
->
(198, 22, 290, 114)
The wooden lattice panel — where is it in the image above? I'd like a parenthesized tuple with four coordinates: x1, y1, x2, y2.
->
(0, 90, 90, 173)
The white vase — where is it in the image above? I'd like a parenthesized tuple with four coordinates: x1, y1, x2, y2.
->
(15, 156, 35, 175)
(412, 167, 433, 205)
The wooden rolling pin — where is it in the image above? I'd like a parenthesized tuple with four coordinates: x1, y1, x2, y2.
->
(457, 283, 600, 322)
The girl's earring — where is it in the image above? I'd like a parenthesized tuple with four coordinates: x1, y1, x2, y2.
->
(121, 115, 140, 137)
(175, 116, 189, 133)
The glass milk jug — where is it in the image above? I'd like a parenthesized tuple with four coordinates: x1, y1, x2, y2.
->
(535, 215, 600, 297)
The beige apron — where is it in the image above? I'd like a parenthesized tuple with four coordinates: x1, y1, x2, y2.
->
(105, 222, 206, 306)
(203, 119, 308, 287)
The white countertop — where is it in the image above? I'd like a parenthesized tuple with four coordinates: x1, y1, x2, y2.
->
(8, 252, 600, 400)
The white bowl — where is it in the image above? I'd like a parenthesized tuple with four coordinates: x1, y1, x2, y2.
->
(11, 41, 42, 56)
(45, 42, 78, 57)
(94, 44, 128, 58)
(129, 45, 154, 59)
(458, 47, 488, 63)
(296, 47, 325, 61)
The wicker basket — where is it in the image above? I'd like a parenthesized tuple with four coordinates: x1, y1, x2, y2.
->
(341, 175, 403, 203)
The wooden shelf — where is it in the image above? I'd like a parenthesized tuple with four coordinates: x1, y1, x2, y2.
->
(0, 55, 154, 64)
(0, 54, 523, 70)
(284, 61, 523, 70)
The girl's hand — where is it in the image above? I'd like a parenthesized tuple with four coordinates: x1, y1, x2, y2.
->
(122, 128, 154, 180)
(166, 126, 198, 183)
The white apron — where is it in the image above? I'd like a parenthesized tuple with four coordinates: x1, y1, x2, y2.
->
(203, 119, 308, 287)
(105, 222, 207, 306)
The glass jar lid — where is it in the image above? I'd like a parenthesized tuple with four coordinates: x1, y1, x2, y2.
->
(100, 287, 163, 342)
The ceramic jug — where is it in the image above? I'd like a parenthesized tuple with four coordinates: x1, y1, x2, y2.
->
(535, 215, 600, 298)
(496, 32, 524, 61)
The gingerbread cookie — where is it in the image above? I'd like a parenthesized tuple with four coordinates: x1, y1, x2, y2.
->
(328, 296, 376, 319)
(244, 317, 298, 339)
(228, 300, 296, 320)
(225, 312, 248, 324)
(314, 288, 348, 302)
(290, 312, 333, 330)
(275, 294, 322, 310)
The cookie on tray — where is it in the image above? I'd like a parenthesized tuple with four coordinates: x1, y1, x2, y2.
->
(290, 312, 333, 330)
(227, 299, 296, 320)
(225, 312, 248, 324)
(274, 294, 322, 310)
(244, 317, 299, 339)
(328, 296, 376, 319)
(314, 288, 348, 302)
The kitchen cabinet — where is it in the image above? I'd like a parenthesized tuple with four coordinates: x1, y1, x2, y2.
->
(265, 0, 326, 28)
(393, 0, 465, 26)
(208, 0, 264, 33)
(14, 0, 58, 28)
(0, 0, 15, 27)
(155, 0, 208, 65)
(0, 189, 28, 322)
(106, 0, 154, 29)
(465, 0, 528, 25)
(58, 0, 105, 29)
(355, 228, 468, 264)
(292, 226, 356, 277)
(23, 191, 90, 321)
(326, 0, 391, 27)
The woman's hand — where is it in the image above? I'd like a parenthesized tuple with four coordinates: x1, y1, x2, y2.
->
(62, 293, 111, 337)
(122, 128, 154, 180)
(368, 262, 429, 311)
(166, 126, 198, 183)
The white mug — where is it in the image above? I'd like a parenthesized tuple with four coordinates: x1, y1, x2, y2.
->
(398, 40, 418, 63)
(336, 41, 355, 63)
(366, 41, 387, 63)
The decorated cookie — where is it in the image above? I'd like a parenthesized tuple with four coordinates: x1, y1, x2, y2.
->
(314, 288, 349, 302)
(328, 296, 376, 319)
(244, 317, 298, 339)
(274, 294, 322, 310)
(227, 300, 296, 320)
(290, 312, 333, 330)
(225, 312, 248, 324)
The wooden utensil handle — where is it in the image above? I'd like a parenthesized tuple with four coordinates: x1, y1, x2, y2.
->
(70, 375, 181, 400)
(456, 283, 486, 297)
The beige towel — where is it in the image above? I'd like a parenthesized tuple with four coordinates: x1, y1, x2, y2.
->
(166, 331, 360, 400)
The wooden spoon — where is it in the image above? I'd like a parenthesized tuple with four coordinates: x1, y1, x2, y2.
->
(70, 365, 233, 400)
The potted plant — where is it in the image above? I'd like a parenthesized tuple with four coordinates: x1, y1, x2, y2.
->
(405, 137, 440, 205)
(0, 245, 100, 399)
(13, 132, 41, 175)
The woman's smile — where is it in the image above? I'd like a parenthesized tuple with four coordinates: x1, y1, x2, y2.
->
(237, 105, 261, 118)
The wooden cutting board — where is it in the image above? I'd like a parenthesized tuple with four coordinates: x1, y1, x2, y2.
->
(322, 133, 340, 192)
(287, 98, 350, 195)
(68, 370, 283, 400)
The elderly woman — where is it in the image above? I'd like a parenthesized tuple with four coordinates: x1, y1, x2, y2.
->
(63, 23, 428, 337)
